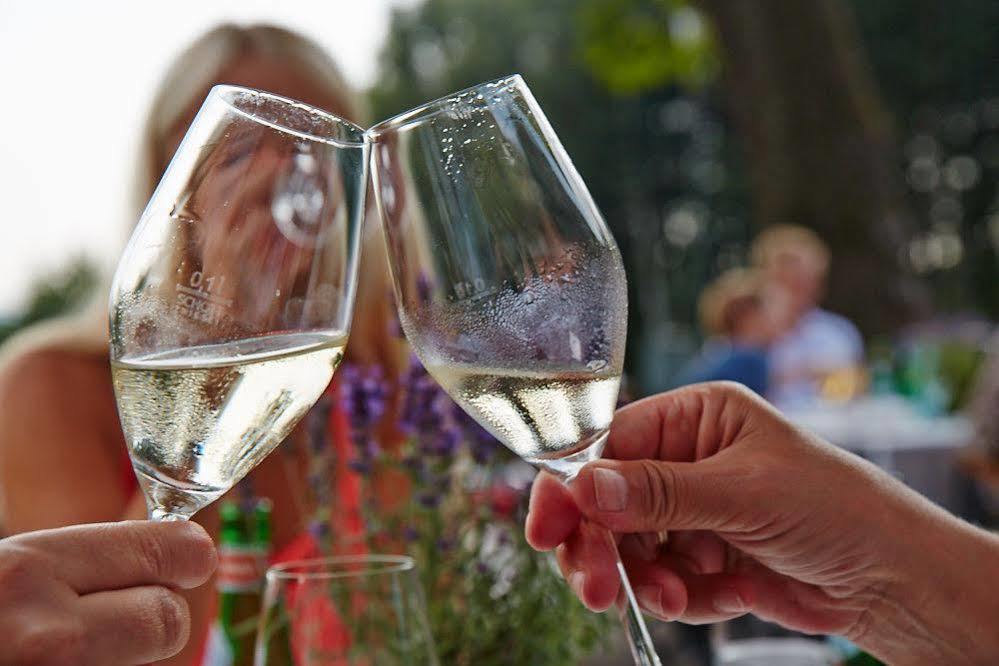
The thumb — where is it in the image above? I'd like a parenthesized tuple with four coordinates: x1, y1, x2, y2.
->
(569, 459, 747, 533)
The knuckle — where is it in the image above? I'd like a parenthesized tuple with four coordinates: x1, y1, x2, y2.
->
(709, 380, 757, 405)
(134, 530, 171, 582)
(0, 547, 38, 583)
(150, 587, 189, 653)
(638, 460, 679, 527)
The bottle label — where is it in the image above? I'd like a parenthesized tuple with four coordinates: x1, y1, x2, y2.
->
(217, 544, 267, 593)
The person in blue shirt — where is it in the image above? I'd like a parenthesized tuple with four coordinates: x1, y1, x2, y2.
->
(677, 268, 778, 396)
(752, 225, 864, 408)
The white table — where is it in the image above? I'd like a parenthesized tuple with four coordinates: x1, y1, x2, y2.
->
(786, 395, 974, 513)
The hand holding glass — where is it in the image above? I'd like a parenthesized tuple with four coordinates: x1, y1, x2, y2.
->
(109, 86, 366, 521)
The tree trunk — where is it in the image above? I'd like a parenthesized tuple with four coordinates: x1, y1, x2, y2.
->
(697, 0, 929, 333)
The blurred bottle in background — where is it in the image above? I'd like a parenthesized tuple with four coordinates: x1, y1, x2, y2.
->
(203, 500, 272, 666)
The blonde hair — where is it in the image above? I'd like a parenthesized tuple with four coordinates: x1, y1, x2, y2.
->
(751, 224, 831, 275)
(698, 268, 765, 337)
(1, 24, 401, 375)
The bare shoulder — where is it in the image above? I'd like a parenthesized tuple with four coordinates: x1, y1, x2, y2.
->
(0, 349, 112, 414)
(0, 348, 125, 531)
(0, 347, 118, 440)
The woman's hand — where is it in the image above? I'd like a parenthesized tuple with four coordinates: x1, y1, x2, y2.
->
(526, 382, 999, 665)
(0, 520, 217, 665)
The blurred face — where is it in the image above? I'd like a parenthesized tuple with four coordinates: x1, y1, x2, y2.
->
(767, 248, 825, 314)
(731, 300, 777, 347)
(162, 53, 353, 328)
(162, 52, 353, 166)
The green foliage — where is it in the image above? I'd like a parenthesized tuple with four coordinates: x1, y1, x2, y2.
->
(0, 259, 98, 343)
(369, 0, 745, 393)
(578, 0, 717, 94)
(369, 0, 999, 390)
(345, 446, 609, 664)
(328, 357, 610, 665)
(850, 0, 999, 319)
(400, 464, 607, 664)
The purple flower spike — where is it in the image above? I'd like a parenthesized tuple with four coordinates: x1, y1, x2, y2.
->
(403, 525, 421, 542)
(363, 438, 382, 459)
(307, 520, 330, 540)
(434, 428, 460, 456)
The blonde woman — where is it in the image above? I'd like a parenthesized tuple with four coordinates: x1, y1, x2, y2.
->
(0, 24, 401, 665)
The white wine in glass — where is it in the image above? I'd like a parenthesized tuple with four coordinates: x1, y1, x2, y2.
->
(110, 86, 366, 522)
(112, 333, 346, 513)
(426, 364, 621, 472)
(368, 75, 660, 665)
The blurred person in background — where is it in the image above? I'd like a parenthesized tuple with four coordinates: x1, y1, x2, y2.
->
(676, 268, 779, 396)
(0, 24, 400, 665)
(752, 225, 864, 409)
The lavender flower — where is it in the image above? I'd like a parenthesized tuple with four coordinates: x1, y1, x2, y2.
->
(341, 364, 388, 437)
(307, 519, 330, 541)
(339, 363, 390, 478)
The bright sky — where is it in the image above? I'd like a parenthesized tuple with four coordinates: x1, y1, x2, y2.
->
(0, 0, 417, 314)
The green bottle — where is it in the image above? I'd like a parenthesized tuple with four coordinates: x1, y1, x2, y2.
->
(209, 502, 269, 666)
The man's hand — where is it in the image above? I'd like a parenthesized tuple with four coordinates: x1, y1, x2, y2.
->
(0, 520, 217, 665)
(526, 382, 999, 664)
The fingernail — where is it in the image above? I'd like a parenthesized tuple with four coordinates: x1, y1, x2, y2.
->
(636, 585, 664, 617)
(714, 589, 746, 614)
(593, 468, 628, 512)
(569, 571, 586, 598)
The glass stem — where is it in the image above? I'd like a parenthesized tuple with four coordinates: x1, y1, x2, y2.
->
(611, 539, 663, 666)
(149, 508, 192, 522)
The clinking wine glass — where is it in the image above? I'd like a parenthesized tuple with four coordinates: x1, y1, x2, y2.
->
(109, 85, 367, 521)
(367, 75, 661, 665)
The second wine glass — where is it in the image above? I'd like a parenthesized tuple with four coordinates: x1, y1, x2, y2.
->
(368, 75, 660, 665)
(110, 85, 367, 521)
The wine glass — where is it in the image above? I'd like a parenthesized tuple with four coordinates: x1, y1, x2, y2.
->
(367, 75, 661, 665)
(254, 555, 439, 665)
(110, 85, 366, 522)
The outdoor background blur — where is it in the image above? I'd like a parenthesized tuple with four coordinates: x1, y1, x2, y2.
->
(2, 1, 998, 664)
(3, 0, 998, 394)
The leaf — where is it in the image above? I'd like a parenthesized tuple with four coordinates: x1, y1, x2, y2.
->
(576, 0, 718, 94)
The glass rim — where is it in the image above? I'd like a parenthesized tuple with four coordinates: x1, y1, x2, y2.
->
(366, 74, 524, 139)
(265, 554, 416, 582)
(213, 84, 366, 148)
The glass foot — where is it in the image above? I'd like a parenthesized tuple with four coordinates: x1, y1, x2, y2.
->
(530, 430, 609, 481)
